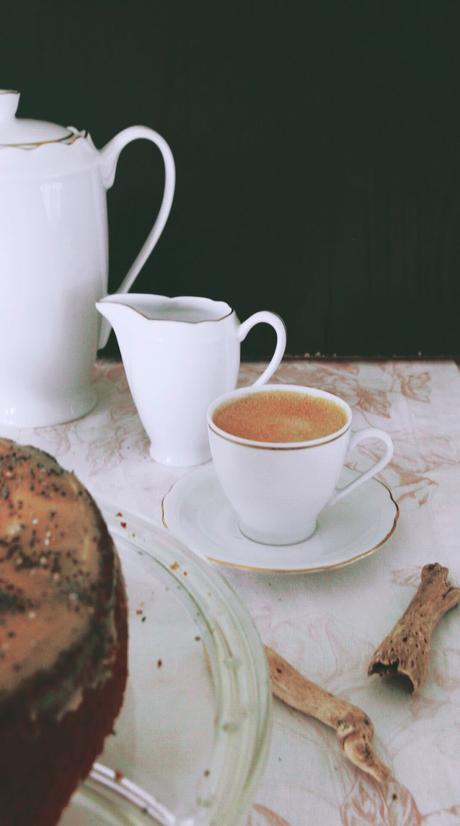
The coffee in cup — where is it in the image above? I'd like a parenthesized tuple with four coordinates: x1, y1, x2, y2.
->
(212, 389, 348, 443)
(207, 384, 394, 546)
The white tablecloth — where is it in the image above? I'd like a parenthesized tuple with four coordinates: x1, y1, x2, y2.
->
(10, 359, 460, 826)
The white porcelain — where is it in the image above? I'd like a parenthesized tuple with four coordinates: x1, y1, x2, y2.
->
(96, 294, 286, 467)
(162, 463, 399, 572)
(207, 384, 394, 545)
(0, 90, 175, 426)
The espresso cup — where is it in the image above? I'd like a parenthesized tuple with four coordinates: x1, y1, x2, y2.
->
(207, 384, 394, 545)
(97, 294, 286, 467)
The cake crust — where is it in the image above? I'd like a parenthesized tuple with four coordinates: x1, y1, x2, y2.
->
(0, 438, 128, 825)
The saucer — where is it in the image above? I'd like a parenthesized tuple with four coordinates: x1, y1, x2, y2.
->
(162, 464, 399, 573)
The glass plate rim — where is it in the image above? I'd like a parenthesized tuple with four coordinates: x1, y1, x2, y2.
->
(85, 501, 272, 826)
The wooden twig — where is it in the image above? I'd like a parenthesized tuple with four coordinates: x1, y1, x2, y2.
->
(265, 646, 391, 784)
(368, 563, 460, 694)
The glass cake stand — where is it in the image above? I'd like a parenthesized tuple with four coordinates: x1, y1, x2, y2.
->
(60, 506, 272, 826)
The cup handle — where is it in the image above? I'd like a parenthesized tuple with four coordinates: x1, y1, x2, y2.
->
(328, 428, 394, 507)
(237, 312, 286, 386)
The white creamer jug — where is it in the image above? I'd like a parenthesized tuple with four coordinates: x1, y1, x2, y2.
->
(96, 294, 286, 466)
(0, 90, 175, 426)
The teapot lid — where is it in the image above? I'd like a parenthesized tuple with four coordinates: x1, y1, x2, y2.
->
(0, 90, 73, 146)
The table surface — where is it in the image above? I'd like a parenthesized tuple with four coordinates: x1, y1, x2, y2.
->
(11, 359, 460, 826)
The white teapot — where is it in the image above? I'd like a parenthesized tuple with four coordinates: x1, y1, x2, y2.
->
(0, 90, 175, 426)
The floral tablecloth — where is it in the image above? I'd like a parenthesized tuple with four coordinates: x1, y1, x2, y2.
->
(9, 359, 460, 826)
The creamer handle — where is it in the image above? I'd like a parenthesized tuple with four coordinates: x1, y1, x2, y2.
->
(237, 311, 286, 385)
(98, 125, 176, 348)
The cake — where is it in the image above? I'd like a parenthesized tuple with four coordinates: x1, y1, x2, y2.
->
(0, 438, 128, 826)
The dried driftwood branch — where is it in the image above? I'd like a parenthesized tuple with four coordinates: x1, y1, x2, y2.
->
(266, 645, 391, 784)
(368, 563, 460, 694)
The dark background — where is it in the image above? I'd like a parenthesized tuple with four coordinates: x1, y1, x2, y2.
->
(3, 1, 460, 358)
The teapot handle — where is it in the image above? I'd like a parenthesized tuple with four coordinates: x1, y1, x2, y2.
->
(98, 125, 176, 349)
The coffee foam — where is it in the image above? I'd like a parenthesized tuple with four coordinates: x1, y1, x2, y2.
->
(212, 390, 348, 443)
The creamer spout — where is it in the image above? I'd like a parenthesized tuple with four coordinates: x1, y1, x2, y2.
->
(96, 297, 145, 349)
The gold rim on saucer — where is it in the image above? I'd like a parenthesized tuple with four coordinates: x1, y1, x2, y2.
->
(160, 476, 399, 575)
